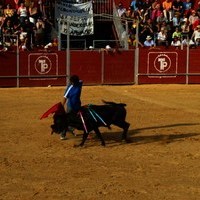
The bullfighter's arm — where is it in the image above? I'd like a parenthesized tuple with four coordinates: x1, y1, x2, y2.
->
(62, 97, 67, 110)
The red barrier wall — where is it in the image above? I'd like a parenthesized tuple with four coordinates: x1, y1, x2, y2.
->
(71, 51, 102, 85)
(188, 49, 200, 84)
(104, 51, 134, 84)
(1, 48, 200, 87)
(19, 51, 66, 87)
(138, 47, 187, 84)
(0, 52, 17, 87)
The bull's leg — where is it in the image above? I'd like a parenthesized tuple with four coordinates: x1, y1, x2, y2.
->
(121, 122, 130, 142)
(78, 131, 89, 147)
(114, 121, 130, 142)
(94, 127, 105, 146)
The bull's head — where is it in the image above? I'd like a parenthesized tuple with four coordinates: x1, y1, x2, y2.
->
(51, 113, 67, 134)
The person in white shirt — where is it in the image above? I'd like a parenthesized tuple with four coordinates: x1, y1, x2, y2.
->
(157, 27, 169, 46)
(191, 25, 200, 45)
(117, 2, 126, 17)
(171, 36, 181, 47)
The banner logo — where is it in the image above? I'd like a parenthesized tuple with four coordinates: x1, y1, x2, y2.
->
(147, 52, 178, 78)
(28, 53, 58, 80)
(35, 56, 52, 74)
(154, 54, 171, 72)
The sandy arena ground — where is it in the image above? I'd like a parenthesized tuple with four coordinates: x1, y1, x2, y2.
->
(0, 84, 200, 200)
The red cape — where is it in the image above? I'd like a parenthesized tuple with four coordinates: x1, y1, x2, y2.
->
(40, 102, 65, 120)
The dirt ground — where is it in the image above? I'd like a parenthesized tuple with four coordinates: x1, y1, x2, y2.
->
(0, 84, 200, 200)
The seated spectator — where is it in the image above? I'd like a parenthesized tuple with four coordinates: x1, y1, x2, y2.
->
(192, 17, 200, 31)
(172, 0, 184, 17)
(4, 4, 15, 22)
(19, 37, 28, 51)
(171, 36, 181, 47)
(181, 18, 190, 37)
(140, 18, 155, 43)
(142, 0, 152, 20)
(130, 0, 138, 13)
(191, 25, 200, 45)
(156, 12, 168, 31)
(144, 35, 155, 47)
(25, 0, 32, 8)
(117, 2, 126, 17)
(14, 0, 19, 10)
(124, 6, 133, 19)
(17, 2, 28, 26)
(162, 0, 173, 22)
(160, 21, 172, 35)
(15, 26, 27, 45)
(128, 34, 144, 48)
(183, 0, 193, 18)
(181, 35, 195, 47)
(172, 12, 182, 28)
(0, 3, 5, 28)
(172, 26, 182, 39)
(2, 19, 15, 46)
(188, 10, 200, 31)
(151, 0, 162, 23)
(157, 27, 169, 46)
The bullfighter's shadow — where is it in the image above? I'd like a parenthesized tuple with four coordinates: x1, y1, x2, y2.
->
(83, 123, 200, 147)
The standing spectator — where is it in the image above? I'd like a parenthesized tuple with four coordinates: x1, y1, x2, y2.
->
(43, 17, 52, 46)
(172, 0, 184, 17)
(23, 18, 35, 49)
(17, 2, 28, 26)
(35, 17, 45, 47)
(29, 1, 39, 24)
(162, 0, 173, 22)
(144, 35, 155, 46)
(181, 18, 190, 37)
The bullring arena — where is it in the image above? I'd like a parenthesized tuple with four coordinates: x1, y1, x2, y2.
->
(1, 84, 200, 199)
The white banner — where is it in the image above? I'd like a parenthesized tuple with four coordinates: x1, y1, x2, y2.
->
(56, 1, 94, 36)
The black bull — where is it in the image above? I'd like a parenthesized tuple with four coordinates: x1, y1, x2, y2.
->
(51, 101, 130, 147)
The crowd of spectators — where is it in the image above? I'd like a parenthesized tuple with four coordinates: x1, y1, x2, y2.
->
(0, 0, 57, 51)
(117, 0, 200, 48)
(1, 0, 200, 51)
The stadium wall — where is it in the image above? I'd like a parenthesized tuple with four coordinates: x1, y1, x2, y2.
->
(0, 48, 200, 87)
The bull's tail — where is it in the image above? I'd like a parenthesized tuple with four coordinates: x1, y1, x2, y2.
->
(102, 100, 126, 107)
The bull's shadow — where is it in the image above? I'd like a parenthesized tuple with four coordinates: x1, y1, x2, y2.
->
(95, 123, 200, 146)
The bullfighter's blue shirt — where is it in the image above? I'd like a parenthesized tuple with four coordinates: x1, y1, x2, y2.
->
(64, 80, 83, 112)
